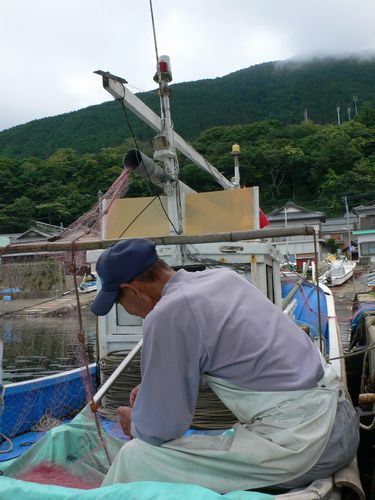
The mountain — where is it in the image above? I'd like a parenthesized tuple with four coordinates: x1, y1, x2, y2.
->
(1, 55, 375, 159)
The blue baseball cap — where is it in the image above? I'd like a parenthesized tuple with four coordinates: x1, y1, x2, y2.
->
(90, 238, 158, 316)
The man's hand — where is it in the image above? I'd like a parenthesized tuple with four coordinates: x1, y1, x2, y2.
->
(129, 384, 140, 408)
(117, 406, 132, 437)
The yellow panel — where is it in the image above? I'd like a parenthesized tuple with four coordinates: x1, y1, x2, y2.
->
(106, 197, 169, 239)
(185, 188, 255, 235)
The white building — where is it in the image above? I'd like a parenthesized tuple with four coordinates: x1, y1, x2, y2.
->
(267, 201, 326, 268)
(353, 201, 375, 264)
(320, 215, 358, 258)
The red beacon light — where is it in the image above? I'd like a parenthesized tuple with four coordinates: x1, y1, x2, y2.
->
(154, 55, 172, 83)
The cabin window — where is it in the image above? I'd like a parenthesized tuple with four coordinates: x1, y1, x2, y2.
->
(360, 241, 375, 256)
(360, 215, 375, 230)
(266, 265, 275, 303)
(116, 304, 142, 327)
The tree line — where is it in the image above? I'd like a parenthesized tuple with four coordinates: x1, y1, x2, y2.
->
(1, 111, 375, 233)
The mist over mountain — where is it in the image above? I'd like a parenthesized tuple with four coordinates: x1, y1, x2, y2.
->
(0, 54, 374, 159)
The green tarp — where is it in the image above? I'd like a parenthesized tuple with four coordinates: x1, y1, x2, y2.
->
(0, 405, 273, 499)
(0, 478, 273, 500)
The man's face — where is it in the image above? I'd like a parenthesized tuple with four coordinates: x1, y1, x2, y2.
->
(117, 285, 153, 318)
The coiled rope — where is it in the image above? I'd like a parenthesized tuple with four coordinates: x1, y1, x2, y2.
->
(31, 411, 63, 432)
(98, 350, 237, 429)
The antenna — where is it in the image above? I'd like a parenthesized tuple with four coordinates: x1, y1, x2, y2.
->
(149, 0, 161, 83)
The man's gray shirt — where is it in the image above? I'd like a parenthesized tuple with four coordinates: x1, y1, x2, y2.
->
(131, 268, 324, 445)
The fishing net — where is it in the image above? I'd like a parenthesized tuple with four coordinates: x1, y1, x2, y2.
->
(0, 165, 136, 488)
(1, 405, 124, 487)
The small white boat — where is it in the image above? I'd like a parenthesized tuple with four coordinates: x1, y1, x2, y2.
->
(78, 272, 97, 293)
(320, 259, 357, 286)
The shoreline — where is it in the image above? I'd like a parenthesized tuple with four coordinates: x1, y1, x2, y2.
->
(0, 291, 95, 317)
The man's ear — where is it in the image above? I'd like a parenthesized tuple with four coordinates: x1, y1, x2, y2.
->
(119, 283, 132, 291)
(121, 281, 144, 297)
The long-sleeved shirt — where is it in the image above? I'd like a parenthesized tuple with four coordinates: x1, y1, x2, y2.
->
(131, 268, 324, 445)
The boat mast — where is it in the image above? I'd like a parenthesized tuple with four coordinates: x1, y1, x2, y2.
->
(94, 67, 235, 246)
(152, 55, 182, 235)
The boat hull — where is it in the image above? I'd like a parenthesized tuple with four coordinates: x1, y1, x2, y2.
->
(1, 364, 97, 438)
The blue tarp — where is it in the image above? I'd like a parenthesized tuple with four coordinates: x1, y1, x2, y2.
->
(351, 304, 375, 330)
(281, 280, 329, 349)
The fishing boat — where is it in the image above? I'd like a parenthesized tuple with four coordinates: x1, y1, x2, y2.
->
(363, 271, 375, 288)
(348, 290, 375, 496)
(0, 55, 365, 499)
(319, 258, 357, 287)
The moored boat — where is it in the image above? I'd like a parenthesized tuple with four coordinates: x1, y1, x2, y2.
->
(320, 258, 357, 287)
(78, 272, 98, 294)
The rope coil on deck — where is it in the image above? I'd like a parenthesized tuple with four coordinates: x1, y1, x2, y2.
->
(98, 350, 238, 429)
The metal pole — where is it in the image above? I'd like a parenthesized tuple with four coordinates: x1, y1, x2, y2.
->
(313, 231, 324, 354)
(231, 144, 241, 188)
(284, 208, 290, 261)
(93, 339, 143, 403)
(343, 196, 351, 260)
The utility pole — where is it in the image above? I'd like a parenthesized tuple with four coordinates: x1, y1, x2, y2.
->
(347, 104, 352, 121)
(353, 96, 358, 117)
(303, 109, 308, 122)
(342, 196, 351, 260)
(336, 103, 341, 125)
(284, 208, 289, 261)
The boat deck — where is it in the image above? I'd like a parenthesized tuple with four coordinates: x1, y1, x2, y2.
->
(330, 269, 369, 348)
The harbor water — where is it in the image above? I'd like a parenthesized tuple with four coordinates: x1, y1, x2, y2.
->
(0, 310, 97, 384)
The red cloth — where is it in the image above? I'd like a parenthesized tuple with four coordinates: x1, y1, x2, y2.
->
(16, 462, 101, 489)
(259, 209, 270, 228)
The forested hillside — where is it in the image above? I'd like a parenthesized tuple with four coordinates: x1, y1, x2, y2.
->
(1, 116, 375, 233)
(1, 55, 375, 234)
(1, 56, 375, 159)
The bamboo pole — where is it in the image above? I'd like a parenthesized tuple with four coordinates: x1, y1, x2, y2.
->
(3, 226, 316, 254)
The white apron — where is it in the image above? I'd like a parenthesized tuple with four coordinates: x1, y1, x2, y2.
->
(102, 362, 342, 492)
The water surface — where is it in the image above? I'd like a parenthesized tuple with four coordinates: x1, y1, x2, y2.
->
(1, 311, 97, 384)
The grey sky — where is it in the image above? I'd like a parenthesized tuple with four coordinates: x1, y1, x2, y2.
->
(1, 0, 375, 132)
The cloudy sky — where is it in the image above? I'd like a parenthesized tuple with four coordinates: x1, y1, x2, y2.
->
(1, 0, 375, 132)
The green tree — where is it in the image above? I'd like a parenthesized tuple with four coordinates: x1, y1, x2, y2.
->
(4, 196, 36, 231)
(35, 202, 70, 225)
(326, 237, 339, 254)
(357, 101, 375, 127)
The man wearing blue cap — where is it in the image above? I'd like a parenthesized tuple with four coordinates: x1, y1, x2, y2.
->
(91, 238, 169, 318)
(92, 238, 358, 493)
